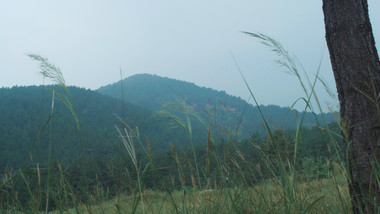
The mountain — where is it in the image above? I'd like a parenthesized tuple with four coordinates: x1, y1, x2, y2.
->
(1, 76, 335, 169)
(0, 85, 200, 169)
(98, 74, 336, 138)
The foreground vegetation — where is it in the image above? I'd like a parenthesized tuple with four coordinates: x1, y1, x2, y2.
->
(0, 121, 345, 213)
(1, 134, 349, 214)
(53, 172, 350, 214)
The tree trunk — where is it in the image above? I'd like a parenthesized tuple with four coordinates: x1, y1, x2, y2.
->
(322, 0, 380, 213)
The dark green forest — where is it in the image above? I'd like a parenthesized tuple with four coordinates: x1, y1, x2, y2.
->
(0, 85, 200, 169)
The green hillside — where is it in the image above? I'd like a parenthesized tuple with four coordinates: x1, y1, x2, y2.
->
(0, 85, 202, 169)
(0, 77, 337, 170)
(98, 74, 336, 138)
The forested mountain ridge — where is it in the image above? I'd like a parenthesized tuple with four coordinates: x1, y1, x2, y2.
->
(1, 77, 336, 169)
(0, 86, 201, 169)
(98, 73, 336, 138)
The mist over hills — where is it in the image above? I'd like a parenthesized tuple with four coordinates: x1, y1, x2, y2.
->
(98, 73, 336, 138)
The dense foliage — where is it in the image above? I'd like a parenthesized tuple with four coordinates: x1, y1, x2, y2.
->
(0, 86, 205, 169)
(0, 119, 342, 211)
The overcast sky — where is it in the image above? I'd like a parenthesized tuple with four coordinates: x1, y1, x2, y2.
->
(1, 1, 380, 111)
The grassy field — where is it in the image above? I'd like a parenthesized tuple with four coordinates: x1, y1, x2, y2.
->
(51, 171, 350, 214)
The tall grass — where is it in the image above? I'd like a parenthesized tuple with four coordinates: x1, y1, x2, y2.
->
(115, 114, 152, 214)
(0, 55, 87, 213)
(239, 32, 348, 213)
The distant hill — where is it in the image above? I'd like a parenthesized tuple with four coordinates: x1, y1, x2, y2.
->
(0, 86, 200, 169)
(98, 74, 336, 138)
(1, 76, 336, 169)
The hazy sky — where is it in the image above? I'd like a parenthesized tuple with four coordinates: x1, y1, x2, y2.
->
(1, 1, 380, 111)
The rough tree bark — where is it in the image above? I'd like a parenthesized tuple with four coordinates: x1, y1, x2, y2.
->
(322, 1, 380, 213)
